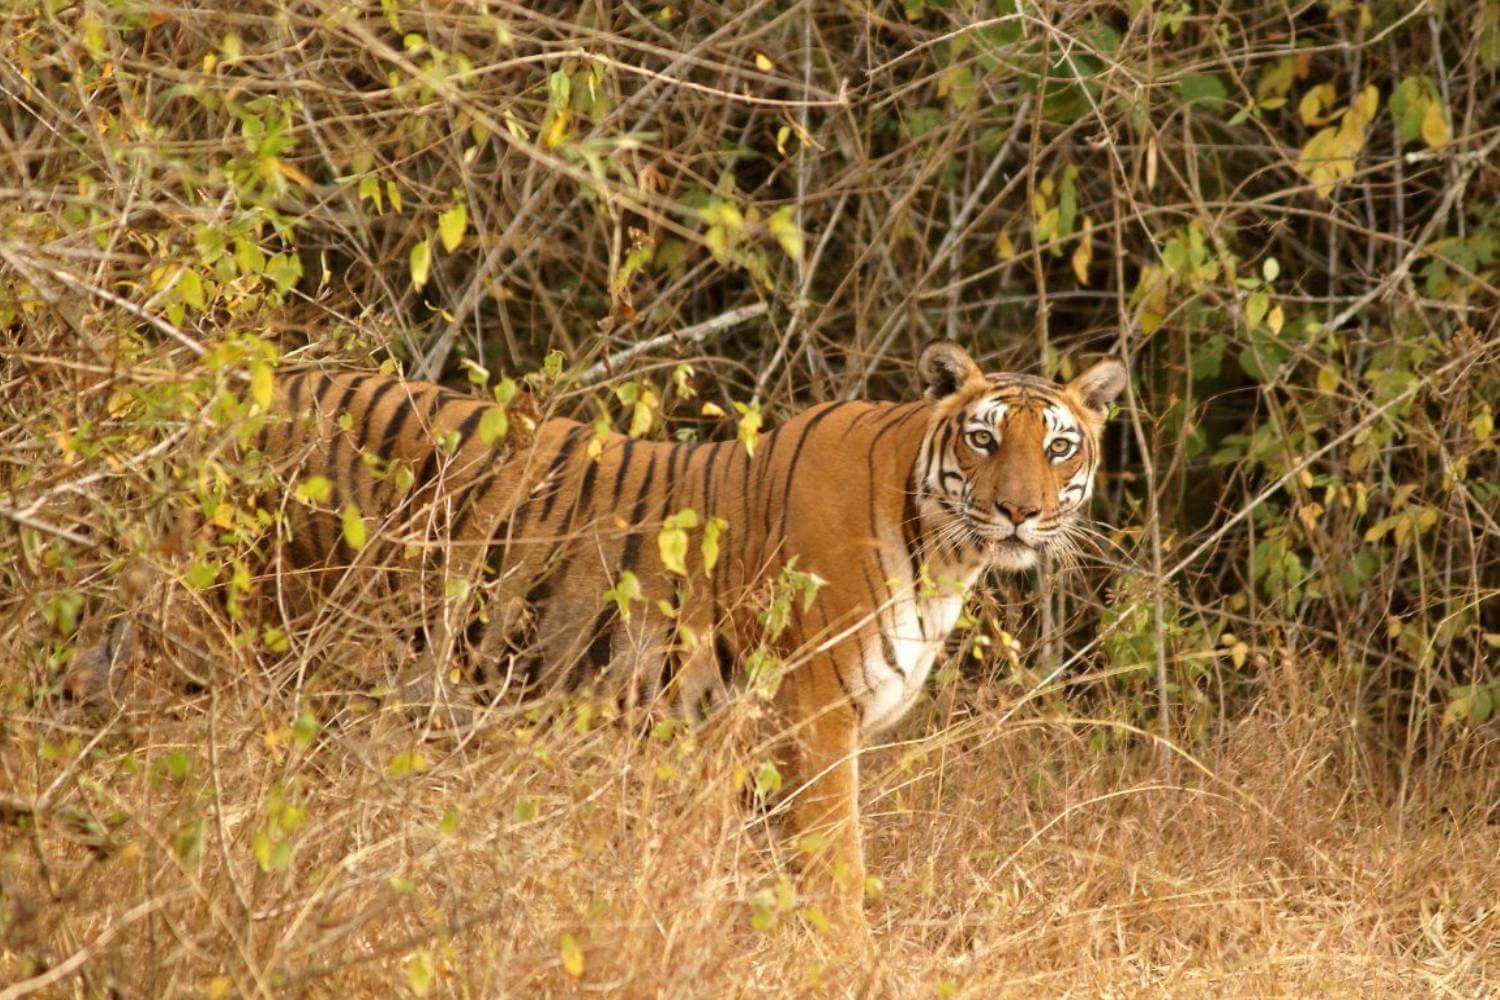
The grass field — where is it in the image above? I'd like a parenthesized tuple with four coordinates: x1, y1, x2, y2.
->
(3, 0, 1498, 995)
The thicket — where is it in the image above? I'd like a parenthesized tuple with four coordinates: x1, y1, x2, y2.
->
(2, 0, 1497, 994)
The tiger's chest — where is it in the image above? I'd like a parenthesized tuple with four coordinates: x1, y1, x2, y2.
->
(858, 591, 967, 734)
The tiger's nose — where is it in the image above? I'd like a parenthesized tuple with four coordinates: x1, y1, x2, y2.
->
(996, 501, 1040, 525)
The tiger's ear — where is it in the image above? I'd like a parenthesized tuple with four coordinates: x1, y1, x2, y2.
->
(1067, 357, 1129, 416)
(918, 340, 983, 402)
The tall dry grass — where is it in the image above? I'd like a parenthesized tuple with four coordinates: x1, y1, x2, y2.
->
(3, 0, 1498, 995)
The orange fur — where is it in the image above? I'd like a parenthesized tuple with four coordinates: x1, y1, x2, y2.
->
(265, 342, 1128, 938)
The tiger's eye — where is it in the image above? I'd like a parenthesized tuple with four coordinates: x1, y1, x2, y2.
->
(1048, 438, 1075, 458)
(967, 429, 995, 452)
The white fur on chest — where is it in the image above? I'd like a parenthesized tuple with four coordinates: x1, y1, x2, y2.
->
(858, 590, 967, 734)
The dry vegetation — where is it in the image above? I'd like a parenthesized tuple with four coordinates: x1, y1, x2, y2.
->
(3, 0, 1498, 995)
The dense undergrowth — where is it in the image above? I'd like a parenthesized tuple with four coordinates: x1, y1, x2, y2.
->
(2, 0, 1497, 995)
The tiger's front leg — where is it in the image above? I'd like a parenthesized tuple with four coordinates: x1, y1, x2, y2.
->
(781, 660, 871, 946)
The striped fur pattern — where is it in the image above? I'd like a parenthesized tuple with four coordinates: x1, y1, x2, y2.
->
(265, 340, 1128, 937)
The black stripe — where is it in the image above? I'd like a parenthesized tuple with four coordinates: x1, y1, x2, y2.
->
(715, 630, 735, 687)
(575, 447, 601, 515)
(865, 404, 926, 539)
(608, 439, 638, 508)
(536, 426, 587, 525)
(577, 606, 617, 682)
(807, 600, 859, 720)
(754, 425, 787, 539)
(738, 442, 752, 555)
(350, 378, 405, 509)
(510, 430, 592, 598)
(310, 371, 339, 412)
(661, 442, 688, 512)
(285, 371, 310, 415)
(840, 402, 883, 438)
(375, 386, 420, 462)
(700, 440, 724, 517)
(775, 402, 847, 541)
(353, 378, 403, 453)
(617, 449, 660, 573)
(444, 404, 508, 536)
(412, 395, 474, 497)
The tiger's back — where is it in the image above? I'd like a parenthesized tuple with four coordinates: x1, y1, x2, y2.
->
(265, 366, 934, 717)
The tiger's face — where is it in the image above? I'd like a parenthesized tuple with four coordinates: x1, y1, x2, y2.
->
(915, 340, 1127, 572)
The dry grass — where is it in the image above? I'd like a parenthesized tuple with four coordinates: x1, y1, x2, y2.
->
(4, 0, 1500, 994)
(3, 653, 1497, 996)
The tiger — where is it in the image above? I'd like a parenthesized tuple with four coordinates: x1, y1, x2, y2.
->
(246, 339, 1128, 940)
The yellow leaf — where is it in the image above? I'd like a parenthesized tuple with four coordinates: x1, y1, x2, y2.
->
(1348, 85, 1380, 128)
(250, 360, 273, 409)
(1317, 365, 1339, 394)
(1034, 205, 1060, 243)
(1266, 304, 1284, 334)
(1298, 83, 1336, 125)
(409, 239, 431, 290)
(754, 52, 773, 72)
(559, 933, 584, 978)
(628, 400, 653, 438)
(543, 108, 571, 148)
(342, 503, 367, 550)
(700, 401, 726, 418)
(269, 157, 314, 188)
(737, 405, 762, 456)
(439, 202, 467, 252)
(701, 516, 727, 577)
(296, 476, 333, 505)
(1071, 223, 1092, 285)
(994, 229, 1016, 261)
(658, 525, 689, 576)
(1420, 100, 1449, 148)
(405, 951, 435, 997)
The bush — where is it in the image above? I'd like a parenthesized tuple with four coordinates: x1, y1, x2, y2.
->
(2, 1, 1497, 993)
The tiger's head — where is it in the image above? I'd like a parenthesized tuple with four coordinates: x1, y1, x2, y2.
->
(915, 340, 1128, 572)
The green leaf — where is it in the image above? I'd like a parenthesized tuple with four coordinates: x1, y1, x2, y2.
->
(659, 524, 689, 576)
(754, 761, 782, 796)
(409, 239, 431, 290)
(174, 820, 204, 862)
(479, 407, 509, 445)
(657, 509, 699, 578)
(295, 475, 333, 505)
(701, 516, 727, 576)
(251, 828, 273, 871)
(387, 750, 426, 777)
(177, 269, 206, 311)
(438, 201, 467, 252)
(603, 570, 641, 621)
(342, 503, 367, 550)
(1177, 72, 1228, 108)
(1245, 290, 1269, 331)
(292, 708, 318, 748)
(184, 560, 219, 590)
